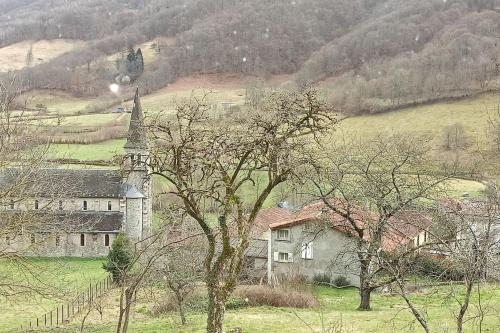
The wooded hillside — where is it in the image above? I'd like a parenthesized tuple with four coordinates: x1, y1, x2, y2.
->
(1, 0, 498, 114)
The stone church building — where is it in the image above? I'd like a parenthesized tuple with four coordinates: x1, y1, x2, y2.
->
(0, 89, 152, 257)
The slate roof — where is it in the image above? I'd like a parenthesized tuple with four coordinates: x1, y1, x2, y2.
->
(0, 211, 123, 232)
(124, 88, 147, 150)
(0, 168, 125, 198)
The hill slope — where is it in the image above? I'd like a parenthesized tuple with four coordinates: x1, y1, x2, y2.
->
(0, 0, 498, 114)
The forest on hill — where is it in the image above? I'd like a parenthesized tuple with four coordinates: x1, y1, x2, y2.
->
(0, 0, 498, 114)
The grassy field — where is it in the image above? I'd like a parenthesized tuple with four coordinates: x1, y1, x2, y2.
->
(13, 76, 498, 196)
(337, 92, 500, 151)
(0, 258, 106, 333)
(49, 139, 126, 161)
(32, 284, 500, 333)
(0, 39, 83, 72)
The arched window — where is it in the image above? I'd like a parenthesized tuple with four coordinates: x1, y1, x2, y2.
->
(30, 234, 36, 244)
(83, 201, 88, 211)
(55, 234, 60, 246)
(80, 234, 85, 246)
(34, 200, 39, 210)
(9, 200, 14, 210)
(107, 201, 112, 211)
(58, 200, 63, 211)
(104, 234, 110, 247)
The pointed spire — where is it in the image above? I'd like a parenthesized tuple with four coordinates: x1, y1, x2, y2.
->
(124, 88, 147, 150)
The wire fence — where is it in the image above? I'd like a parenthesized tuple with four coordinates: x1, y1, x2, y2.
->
(20, 275, 113, 332)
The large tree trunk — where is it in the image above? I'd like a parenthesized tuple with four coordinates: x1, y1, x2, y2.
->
(358, 256, 372, 311)
(358, 286, 372, 311)
(206, 282, 227, 333)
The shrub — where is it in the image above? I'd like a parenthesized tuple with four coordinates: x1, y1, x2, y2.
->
(233, 285, 319, 308)
(102, 233, 131, 284)
(149, 287, 208, 316)
(332, 276, 351, 287)
(410, 254, 464, 281)
(313, 273, 332, 285)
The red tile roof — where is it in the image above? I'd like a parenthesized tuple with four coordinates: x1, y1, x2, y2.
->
(259, 200, 431, 252)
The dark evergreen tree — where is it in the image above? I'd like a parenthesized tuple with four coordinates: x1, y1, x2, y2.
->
(103, 233, 132, 284)
(136, 48, 144, 73)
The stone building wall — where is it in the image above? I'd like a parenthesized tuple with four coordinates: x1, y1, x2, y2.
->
(1, 231, 117, 257)
(268, 224, 360, 286)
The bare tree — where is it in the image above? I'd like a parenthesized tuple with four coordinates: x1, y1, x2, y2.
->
(487, 104, 500, 152)
(0, 77, 61, 297)
(378, 182, 500, 333)
(112, 215, 205, 333)
(310, 133, 456, 311)
(157, 224, 206, 325)
(146, 87, 335, 332)
(443, 123, 468, 151)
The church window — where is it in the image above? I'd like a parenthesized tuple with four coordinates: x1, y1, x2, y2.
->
(107, 201, 112, 211)
(30, 234, 36, 244)
(34, 200, 39, 210)
(83, 201, 88, 211)
(55, 234, 60, 246)
(59, 201, 63, 210)
(104, 234, 110, 246)
(80, 234, 85, 246)
(6, 236, 10, 245)
(9, 200, 14, 210)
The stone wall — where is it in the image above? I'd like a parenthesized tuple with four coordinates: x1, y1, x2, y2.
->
(1, 231, 117, 257)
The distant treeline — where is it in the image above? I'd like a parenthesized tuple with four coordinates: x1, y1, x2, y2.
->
(1, 0, 498, 114)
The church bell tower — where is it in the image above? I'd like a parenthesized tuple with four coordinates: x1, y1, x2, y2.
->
(123, 88, 151, 241)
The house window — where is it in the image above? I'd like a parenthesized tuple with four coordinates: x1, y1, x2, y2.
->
(104, 234, 110, 246)
(278, 252, 290, 262)
(55, 234, 60, 246)
(80, 234, 85, 246)
(34, 200, 39, 210)
(30, 234, 36, 244)
(301, 242, 314, 260)
(277, 229, 290, 241)
(83, 201, 88, 211)
(58, 201, 63, 211)
(107, 201, 112, 211)
(9, 200, 14, 210)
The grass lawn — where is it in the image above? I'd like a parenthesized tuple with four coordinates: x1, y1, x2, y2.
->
(49, 139, 126, 161)
(0, 257, 106, 333)
(35, 284, 500, 333)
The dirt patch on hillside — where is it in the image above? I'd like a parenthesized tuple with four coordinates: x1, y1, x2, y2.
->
(164, 73, 293, 93)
